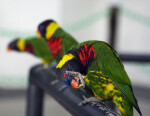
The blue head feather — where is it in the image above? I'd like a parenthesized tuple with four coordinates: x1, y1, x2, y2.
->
(63, 76, 74, 87)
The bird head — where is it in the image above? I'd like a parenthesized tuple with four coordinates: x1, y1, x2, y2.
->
(56, 54, 84, 89)
(37, 19, 59, 40)
(7, 38, 25, 52)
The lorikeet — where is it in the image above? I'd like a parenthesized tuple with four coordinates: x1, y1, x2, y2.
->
(56, 40, 142, 116)
(36, 19, 78, 63)
(7, 36, 52, 65)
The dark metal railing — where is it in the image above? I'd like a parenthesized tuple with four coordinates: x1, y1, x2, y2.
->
(26, 53, 150, 116)
(120, 54, 150, 62)
(26, 64, 111, 116)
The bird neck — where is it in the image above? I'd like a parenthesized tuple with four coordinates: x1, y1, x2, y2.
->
(67, 43, 96, 74)
(17, 39, 25, 51)
(45, 22, 59, 40)
(51, 28, 65, 38)
(24, 43, 34, 54)
(56, 58, 84, 80)
(46, 38, 63, 58)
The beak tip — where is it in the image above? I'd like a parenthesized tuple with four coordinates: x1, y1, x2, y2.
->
(7, 47, 11, 52)
(36, 30, 41, 37)
(71, 79, 82, 89)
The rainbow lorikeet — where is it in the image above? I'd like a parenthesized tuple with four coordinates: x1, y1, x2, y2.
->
(56, 40, 142, 116)
(36, 19, 78, 63)
(7, 36, 52, 65)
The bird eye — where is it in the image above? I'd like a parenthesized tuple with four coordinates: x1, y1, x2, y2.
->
(64, 74, 68, 78)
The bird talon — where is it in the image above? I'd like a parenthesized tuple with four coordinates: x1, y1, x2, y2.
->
(91, 102, 97, 106)
(50, 79, 59, 85)
(58, 85, 68, 91)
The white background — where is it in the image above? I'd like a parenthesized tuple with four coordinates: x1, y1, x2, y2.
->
(0, 0, 150, 88)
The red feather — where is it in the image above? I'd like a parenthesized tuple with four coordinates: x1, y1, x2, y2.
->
(78, 44, 96, 66)
(25, 43, 34, 53)
(47, 38, 63, 58)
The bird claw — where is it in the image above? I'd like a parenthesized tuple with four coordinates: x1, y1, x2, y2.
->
(91, 102, 97, 106)
(78, 96, 121, 116)
(78, 95, 102, 106)
(66, 71, 85, 88)
(58, 85, 68, 91)
(50, 79, 59, 85)
(35, 65, 48, 72)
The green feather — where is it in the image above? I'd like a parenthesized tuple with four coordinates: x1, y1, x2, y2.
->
(53, 28, 78, 54)
(25, 36, 52, 64)
(90, 40, 141, 115)
(70, 40, 141, 115)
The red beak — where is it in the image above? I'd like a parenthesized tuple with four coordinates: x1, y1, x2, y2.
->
(71, 77, 82, 89)
(36, 30, 41, 37)
(7, 47, 11, 52)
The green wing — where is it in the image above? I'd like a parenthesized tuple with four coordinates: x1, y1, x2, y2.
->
(92, 41, 142, 115)
(26, 36, 52, 65)
(66, 40, 98, 54)
(53, 28, 78, 53)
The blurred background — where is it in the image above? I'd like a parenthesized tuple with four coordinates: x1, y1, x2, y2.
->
(0, 0, 150, 115)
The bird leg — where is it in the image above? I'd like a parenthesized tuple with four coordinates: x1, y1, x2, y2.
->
(66, 71, 85, 88)
(50, 79, 68, 91)
(78, 95, 104, 106)
(35, 65, 48, 73)
(58, 84, 68, 91)
(79, 95, 121, 116)
(50, 79, 59, 85)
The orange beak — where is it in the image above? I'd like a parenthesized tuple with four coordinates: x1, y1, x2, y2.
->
(36, 30, 41, 37)
(71, 77, 82, 89)
(7, 47, 11, 52)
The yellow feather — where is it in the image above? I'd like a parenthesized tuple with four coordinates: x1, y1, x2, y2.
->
(46, 22, 59, 39)
(113, 96, 127, 116)
(106, 83, 114, 92)
(17, 39, 25, 51)
(84, 77, 90, 84)
(56, 54, 74, 68)
(119, 105, 127, 116)
(41, 59, 48, 65)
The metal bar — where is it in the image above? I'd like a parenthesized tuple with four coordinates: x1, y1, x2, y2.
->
(108, 7, 119, 48)
(26, 70, 44, 116)
(26, 52, 150, 116)
(119, 54, 150, 62)
(29, 64, 112, 116)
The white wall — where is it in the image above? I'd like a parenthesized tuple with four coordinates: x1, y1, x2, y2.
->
(117, 0, 150, 53)
(0, 0, 63, 88)
(0, 0, 150, 88)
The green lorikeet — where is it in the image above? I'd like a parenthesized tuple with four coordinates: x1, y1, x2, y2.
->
(56, 40, 142, 116)
(36, 19, 78, 63)
(7, 36, 52, 65)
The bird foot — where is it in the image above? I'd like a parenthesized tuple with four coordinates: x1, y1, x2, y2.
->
(96, 102, 121, 116)
(58, 85, 68, 91)
(35, 65, 48, 73)
(78, 96, 103, 106)
(65, 71, 85, 88)
(50, 79, 59, 85)
(78, 96, 121, 116)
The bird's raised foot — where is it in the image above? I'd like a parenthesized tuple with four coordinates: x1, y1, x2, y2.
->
(50, 79, 59, 85)
(58, 84, 68, 91)
(35, 65, 48, 73)
(65, 71, 85, 88)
